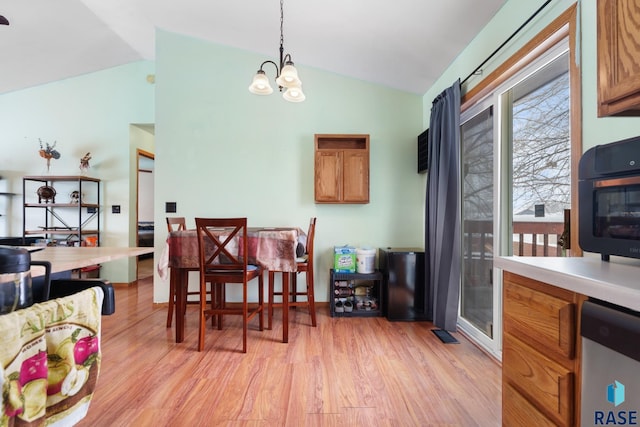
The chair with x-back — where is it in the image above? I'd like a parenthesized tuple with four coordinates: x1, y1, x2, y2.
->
(195, 217, 264, 353)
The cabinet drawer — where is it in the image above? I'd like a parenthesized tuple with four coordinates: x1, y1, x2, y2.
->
(504, 333, 574, 426)
(503, 382, 557, 427)
(503, 274, 576, 359)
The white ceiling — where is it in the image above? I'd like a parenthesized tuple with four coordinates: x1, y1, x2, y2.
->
(0, 0, 506, 96)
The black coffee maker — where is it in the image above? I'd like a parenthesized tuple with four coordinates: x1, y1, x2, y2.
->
(0, 246, 51, 314)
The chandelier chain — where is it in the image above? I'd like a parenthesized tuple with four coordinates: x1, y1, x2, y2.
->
(280, 0, 284, 48)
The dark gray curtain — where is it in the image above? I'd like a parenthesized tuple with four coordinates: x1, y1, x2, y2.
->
(425, 80, 461, 332)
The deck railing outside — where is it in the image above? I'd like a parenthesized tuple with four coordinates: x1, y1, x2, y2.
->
(463, 219, 566, 261)
(512, 220, 565, 256)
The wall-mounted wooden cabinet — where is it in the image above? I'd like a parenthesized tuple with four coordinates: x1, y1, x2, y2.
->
(314, 134, 369, 204)
(597, 0, 640, 116)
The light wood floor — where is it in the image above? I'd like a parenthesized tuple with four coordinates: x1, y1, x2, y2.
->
(137, 257, 154, 280)
(78, 274, 502, 426)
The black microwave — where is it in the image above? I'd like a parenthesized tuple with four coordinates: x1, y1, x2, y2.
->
(579, 136, 640, 261)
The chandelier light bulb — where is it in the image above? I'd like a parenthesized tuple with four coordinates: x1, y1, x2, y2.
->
(283, 82, 305, 102)
(248, 71, 274, 95)
(276, 63, 301, 88)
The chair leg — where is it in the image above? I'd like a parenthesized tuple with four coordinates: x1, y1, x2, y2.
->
(292, 273, 297, 304)
(292, 270, 317, 327)
(242, 285, 248, 354)
(198, 279, 207, 352)
(306, 270, 317, 327)
(166, 270, 175, 328)
(214, 283, 216, 328)
(216, 283, 224, 330)
(258, 272, 264, 331)
(268, 271, 275, 330)
(291, 274, 297, 308)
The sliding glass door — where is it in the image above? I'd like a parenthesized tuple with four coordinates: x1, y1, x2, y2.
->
(458, 41, 570, 356)
(460, 105, 494, 339)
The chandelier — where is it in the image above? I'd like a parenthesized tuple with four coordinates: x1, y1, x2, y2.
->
(248, 0, 305, 102)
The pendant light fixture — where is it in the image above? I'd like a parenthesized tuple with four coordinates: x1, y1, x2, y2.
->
(0, 15, 9, 25)
(248, 0, 305, 102)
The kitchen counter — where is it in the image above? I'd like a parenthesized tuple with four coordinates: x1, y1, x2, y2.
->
(27, 246, 154, 276)
(495, 256, 640, 312)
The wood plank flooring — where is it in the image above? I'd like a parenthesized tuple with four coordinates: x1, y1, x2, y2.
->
(78, 273, 502, 426)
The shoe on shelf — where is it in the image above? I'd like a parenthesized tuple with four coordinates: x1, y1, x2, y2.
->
(344, 301, 353, 312)
(335, 300, 344, 313)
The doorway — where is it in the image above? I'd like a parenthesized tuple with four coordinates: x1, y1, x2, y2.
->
(137, 149, 155, 280)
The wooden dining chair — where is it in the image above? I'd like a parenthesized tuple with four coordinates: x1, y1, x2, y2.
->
(195, 217, 264, 353)
(165, 217, 214, 328)
(268, 217, 317, 329)
(166, 217, 187, 327)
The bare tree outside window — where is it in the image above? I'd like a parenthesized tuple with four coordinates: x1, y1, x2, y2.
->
(512, 72, 571, 218)
(463, 107, 494, 221)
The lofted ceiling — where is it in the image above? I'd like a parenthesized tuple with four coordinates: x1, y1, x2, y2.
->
(0, 0, 506, 96)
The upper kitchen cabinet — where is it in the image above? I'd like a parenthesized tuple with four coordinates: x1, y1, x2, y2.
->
(314, 134, 369, 204)
(597, 0, 640, 116)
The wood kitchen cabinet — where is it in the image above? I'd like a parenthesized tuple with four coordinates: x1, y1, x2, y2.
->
(597, 0, 640, 116)
(314, 134, 369, 204)
(502, 272, 586, 427)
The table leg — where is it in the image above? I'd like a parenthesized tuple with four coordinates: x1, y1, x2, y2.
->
(174, 268, 187, 343)
(282, 272, 289, 343)
(269, 270, 280, 330)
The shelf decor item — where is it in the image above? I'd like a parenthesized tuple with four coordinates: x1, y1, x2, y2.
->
(79, 152, 91, 174)
(36, 185, 56, 203)
(38, 139, 61, 173)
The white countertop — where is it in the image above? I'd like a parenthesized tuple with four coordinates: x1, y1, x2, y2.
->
(495, 256, 640, 312)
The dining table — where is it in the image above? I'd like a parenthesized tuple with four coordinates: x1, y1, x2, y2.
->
(165, 227, 303, 344)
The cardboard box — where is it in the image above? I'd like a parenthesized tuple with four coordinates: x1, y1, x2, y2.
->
(334, 245, 356, 273)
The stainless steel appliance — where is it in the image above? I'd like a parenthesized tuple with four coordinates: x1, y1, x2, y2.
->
(0, 246, 51, 314)
(579, 136, 640, 261)
(580, 299, 640, 426)
(0, 246, 30, 314)
(379, 247, 428, 321)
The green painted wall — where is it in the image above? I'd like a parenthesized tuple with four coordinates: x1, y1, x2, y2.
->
(0, 62, 155, 283)
(153, 30, 424, 303)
